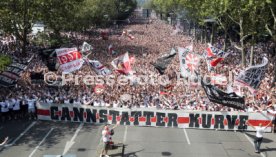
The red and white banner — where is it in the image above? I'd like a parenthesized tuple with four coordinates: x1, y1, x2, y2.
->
(37, 103, 273, 132)
(111, 52, 132, 75)
(56, 48, 84, 73)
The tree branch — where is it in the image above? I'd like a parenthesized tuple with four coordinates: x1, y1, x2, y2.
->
(227, 14, 239, 25)
(265, 24, 273, 37)
(240, 34, 252, 42)
(270, 6, 276, 24)
(230, 40, 242, 51)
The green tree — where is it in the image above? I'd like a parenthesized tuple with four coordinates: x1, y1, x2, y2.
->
(39, 0, 85, 36)
(0, 0, 42, 54)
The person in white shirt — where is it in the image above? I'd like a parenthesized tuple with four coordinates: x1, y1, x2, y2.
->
(9, 98, 16, 120)
(1, 101, 9, 122)
(246, 120, 272, 153)
(13, 97, 21, 120)
(5, 99, 12, 120)
(64, 97, 70, 104)
(100, 122, 119, 157)
(94, 100, 100, 107)
(26, 95, 38, 120)
(267, 106, 276, 133)
(112, 100, 120, 108)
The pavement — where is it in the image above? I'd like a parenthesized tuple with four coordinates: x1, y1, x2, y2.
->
(0, 120, 275, 157)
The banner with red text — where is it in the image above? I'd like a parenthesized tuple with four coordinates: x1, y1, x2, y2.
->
(56, 48, 84, 73)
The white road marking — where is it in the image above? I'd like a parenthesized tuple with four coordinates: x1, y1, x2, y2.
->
(244, 134, 265, 157)
(5, 121, 37, 147)
(29, 128, 54, 157)
(62, 123, 84, 155)
(183, 128, 191, 145)
(123, 126, 128, 143)
(94, 125, 105, 156)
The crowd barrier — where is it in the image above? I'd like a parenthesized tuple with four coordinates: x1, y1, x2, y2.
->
(37, 103, 273, 132)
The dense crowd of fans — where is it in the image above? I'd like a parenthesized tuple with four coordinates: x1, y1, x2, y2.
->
(0, 13, 276, 123)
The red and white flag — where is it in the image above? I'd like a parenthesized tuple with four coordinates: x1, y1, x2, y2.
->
(205, 44, 229, 70)
(88, 60, 112, 76)
(178, 45, 194, 78)
(81, 42, 93, 53)
(111, 52, 132, 75)
(185, 53, 200, 72)
(56, 48, 84, 73)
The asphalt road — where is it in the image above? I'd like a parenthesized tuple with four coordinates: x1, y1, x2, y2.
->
(0, 120, 274, 157)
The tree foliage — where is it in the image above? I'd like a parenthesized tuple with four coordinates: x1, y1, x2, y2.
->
(0, 0, 137, 52)
(151, 0, 276, 67)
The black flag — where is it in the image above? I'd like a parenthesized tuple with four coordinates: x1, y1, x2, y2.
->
(201, 78, 245, 110)
(152, 48, 176, 75)
(0, 56, 34, 87)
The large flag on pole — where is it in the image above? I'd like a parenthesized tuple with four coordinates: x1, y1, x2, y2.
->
(111, 52, 132, 75)
(205, 44, 229, 70)
(235, 57, 268, 93)
(81, 42, 93, 54)
(178, 45, 193, 77)
(152, 48, 176, 75)
(56, 48, 84, 73)
(88, 60, 112, 76)
(0, 55, 34, 87)
(201, 77, 245, 110)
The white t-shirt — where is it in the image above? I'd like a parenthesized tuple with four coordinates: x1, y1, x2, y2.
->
(5, 100, 11, 109)
(102, 130, 110, 143)
(13, 99, 21, 111)
(9, 99, 16, 109)
(46, 99, 53, 104)
(113, 102, 119, 108)
(0, 102, 9, 112)
(27, 98, 37, 109)
(268, 109, 276, 114)
(94, 101, 100, 107)
(256, 127, 265, 138)
(64, 99, 70, 104)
